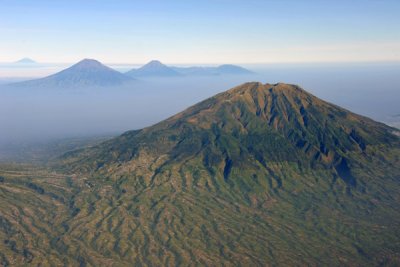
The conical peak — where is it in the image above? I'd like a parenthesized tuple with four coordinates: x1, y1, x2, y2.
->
(15, 57, 36, 64)
(73, 58, 104, 68)
(143, 60, 166, 67)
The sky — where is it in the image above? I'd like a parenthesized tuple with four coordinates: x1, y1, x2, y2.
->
(0, 0, 400, 64)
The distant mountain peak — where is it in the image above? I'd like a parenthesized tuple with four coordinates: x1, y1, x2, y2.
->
(70, 58, 111, 70)
(126, 60, 181, 77)
(141, 60, 170, 69)
(15, 58, 37, 64)
(216, 64, 254, 74)
(146, 60, 164, 66)
(76, 58, 102, 65)
(9, 58, 132, 88)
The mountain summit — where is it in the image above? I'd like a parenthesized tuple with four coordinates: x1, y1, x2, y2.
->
(64, 82, 399, 179)
(70, 58, 109, 70)
(126, 60, 181, 77)
(14, 58, 37, 64)
(10, 58, 132, 89)
(55, 82, 400, 265)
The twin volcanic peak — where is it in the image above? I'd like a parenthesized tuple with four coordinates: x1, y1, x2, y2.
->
(125, 60, 254, 77)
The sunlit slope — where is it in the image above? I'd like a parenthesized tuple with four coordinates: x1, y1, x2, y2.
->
(1, 82, 399, 266)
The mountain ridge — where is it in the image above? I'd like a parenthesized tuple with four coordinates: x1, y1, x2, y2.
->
(171, 64, 253, 76)
(126, 60, 254, 77)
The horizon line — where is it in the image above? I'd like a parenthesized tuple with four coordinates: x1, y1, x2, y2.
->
(1, 59, 400, 66)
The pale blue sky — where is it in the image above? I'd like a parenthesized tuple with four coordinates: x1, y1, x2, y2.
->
(1, 0, 399, 64)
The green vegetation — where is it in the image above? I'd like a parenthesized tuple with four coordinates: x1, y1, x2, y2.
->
(1, 82, 400, 266)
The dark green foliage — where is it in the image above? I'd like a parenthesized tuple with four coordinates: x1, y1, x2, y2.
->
(26, 182, 45, 194)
